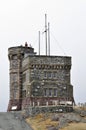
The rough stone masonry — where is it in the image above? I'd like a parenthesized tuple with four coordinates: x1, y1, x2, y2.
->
(7, 43, 74, 111)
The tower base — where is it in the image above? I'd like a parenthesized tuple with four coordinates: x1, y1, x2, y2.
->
(7, 99, 22, 111)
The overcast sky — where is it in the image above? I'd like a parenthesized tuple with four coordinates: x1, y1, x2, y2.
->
(0, 0, 86, 112)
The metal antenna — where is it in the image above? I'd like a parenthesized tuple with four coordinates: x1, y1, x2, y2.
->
(38, 31, 40, 55)
(48, 22, 50, 56)
(45, 14, 47, 55)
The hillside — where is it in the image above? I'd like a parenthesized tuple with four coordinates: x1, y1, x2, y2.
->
(26, 106, 86, 130)
(0, 106, 86, 130)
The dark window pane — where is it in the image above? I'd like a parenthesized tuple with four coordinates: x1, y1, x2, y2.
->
(44, 72, 47, 77)
(53, 72, 57, 78)
(54, 89, 57, 96)
(49, 88, 52, 96)
(47, 72, 52, 78)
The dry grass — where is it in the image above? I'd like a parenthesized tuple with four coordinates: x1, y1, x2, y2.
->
(60, 123, 86, 130)
(74, 106, 86, 111)
(26, 110, 86, 130)
(26, 113, 58, 130)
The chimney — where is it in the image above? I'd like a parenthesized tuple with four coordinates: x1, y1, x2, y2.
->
(25, 42, 28, 47)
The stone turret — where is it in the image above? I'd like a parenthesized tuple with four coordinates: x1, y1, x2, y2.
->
(7, 44, 36, 111)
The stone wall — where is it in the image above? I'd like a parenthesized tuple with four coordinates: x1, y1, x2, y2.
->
(21, 55, 73, 109)
(24, 106, 73, 116)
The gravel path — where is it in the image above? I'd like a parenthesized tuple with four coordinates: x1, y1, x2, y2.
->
(0, 112, 32, 130)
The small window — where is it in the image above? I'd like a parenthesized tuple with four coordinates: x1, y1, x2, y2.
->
(49, 88, 52, 96)
(44, 89, 49, 96)
(54, 89, 57, 96)
(44, 72, 47, 78)
(22, 73, 26, 82)
(47, 72, 52, 78)
(44, 89, 47, 96)
(53, 72, 57, 78)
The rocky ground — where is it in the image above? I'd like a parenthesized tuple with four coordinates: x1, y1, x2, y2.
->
(25, 107, 86, 130)
(0, 112, 32, 130)
(51, 111, 86, 130)
(0, 107, 86, 130)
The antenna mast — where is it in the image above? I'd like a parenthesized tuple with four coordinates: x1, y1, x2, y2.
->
(45, 14, 47, 55)
(48, 22, 50, 56)
(38, 31, 40, 55)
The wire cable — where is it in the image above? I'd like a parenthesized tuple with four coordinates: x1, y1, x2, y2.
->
(50, 28, 67, 56)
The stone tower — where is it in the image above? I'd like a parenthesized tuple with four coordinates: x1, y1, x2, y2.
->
(8, 44, 74, 111)
(7, 43, 36, 111)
